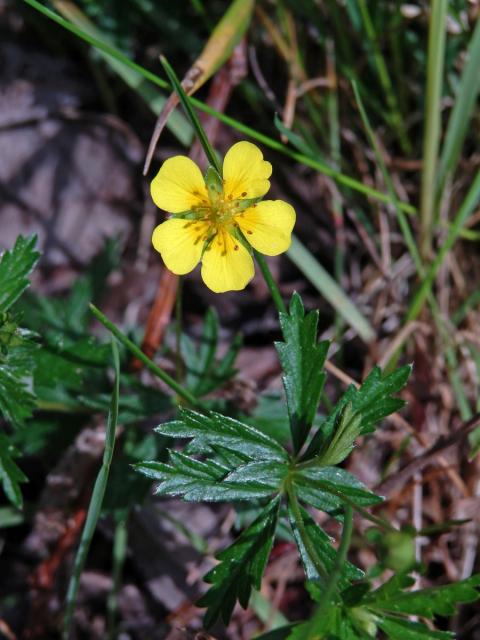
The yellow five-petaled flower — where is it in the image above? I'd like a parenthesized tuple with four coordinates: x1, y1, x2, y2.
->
(150, 141, 296, 293)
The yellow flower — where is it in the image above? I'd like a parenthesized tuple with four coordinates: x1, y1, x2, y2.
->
(150, 141, 296, 293)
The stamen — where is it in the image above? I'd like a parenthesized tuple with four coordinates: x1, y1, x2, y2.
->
(247, 230, 253, 235)
(234, 245, 239, 251)
(228, 194, 233, 200)
(241, 191, 247, 197)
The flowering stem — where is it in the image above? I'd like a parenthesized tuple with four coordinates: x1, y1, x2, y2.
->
(254, 251, 287, 315)
(160, 56, 222, 175)
(90, 304, 201, 408)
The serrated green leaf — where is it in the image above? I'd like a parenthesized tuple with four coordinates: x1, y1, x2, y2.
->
(377, 617, 453, 639)
(0, 236, 39, 313)
(155, 408, 289, 462)
(368, 574, 480, 618)
(0, 318, 38, 428)
(294, 467, 384, 509)
(0, 433, 27, 508)
(135, 454, 285, 502)
(275, 292, 329, 453)
(313, 402, 363, 466)
(304, 365, 411, 459)
(224, 461, 288, 488)
(288, 505, 364, 586)
(197, 496, 280, 627)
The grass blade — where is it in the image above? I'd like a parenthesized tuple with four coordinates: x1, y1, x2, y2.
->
(406, 170, 480, 323)
(63, 340, 120, 639)
(357, 0, 410, 154)
(419, 0, 448, 258)
(436, 17, 480, 200)
(287, 236, 375, 343)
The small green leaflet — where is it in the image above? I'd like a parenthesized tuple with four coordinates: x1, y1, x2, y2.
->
(365, 573, 480, 618)
(0, 433, 27, 509)
(377, 617, 452, 639)
(0, 329, 38, 427)
(0, 235, 39, 313)
(0, 236, 39, 508)
(197, 496, 281, 628)
(294, 466, 384, 510)
(135, 455, 287, 502)
(154, 408, 289, 462)
(275, 292, 329, 454)
(304, 364, 411, 459)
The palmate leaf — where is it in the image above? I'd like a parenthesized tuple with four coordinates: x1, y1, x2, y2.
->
(0, 235, 39, 313)
(304, 364, 411, 460)
(275, 292, 329, 453)
(197, 496, 281, 628)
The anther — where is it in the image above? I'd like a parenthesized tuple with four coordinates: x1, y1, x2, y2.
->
(247, 230, 253, 235)
(241, 191, 247, 197)
(234, 245, 239, 251)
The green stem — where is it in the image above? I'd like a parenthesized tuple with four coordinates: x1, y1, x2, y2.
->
(287, 483, 328, 580)
(160, 56, 221, 175)
(304, 505, 354, 638)
(419, 0, 448, 259)
(89, 304, 201, 408)
(406, 170, 480, 323)
(107, 513, 128, 640)
(63, 341, 120, 639)
(254, 251, 287, 315)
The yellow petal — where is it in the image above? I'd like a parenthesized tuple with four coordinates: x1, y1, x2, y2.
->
(223, 141, 272, 201)
(236, 200, 296, 256)
(152, 218, 210, 274)
(201, 228, 254, 293)
(151, 156, 209, 213)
